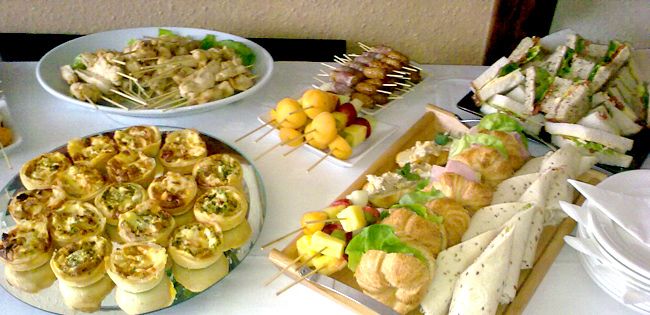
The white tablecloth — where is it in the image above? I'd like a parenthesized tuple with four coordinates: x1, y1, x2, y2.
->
(0, 61, 641, 314)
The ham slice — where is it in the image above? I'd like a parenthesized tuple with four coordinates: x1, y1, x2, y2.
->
(429, 160, 480, 183)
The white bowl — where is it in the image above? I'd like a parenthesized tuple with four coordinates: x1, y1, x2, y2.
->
(36, 27, 274, 118)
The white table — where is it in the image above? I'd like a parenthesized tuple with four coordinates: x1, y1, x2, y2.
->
(0, 62, 641, 315)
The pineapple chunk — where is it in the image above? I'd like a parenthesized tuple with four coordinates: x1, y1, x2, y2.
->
(296, 235, 317, 266)
(310, 231, 346, 259)
(312, 255, 347, 275)
(322, 205, 346, 219)
(336, 205, 367, 232)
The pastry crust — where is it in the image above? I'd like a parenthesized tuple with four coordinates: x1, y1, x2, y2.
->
(194, 186, 248, 231)
(7, 187, 66, 222)
(54, 164, 107, 201)
(106, 242, 167, 293)
(223, 219, 252, 250)
(172, 252, 228, 293)
(67, 135, 118, 169)
(173, 208, 196, 226)
(0, 220, 53, 271)
(479, 129, 528, 170)
(58, 274, 115, 313)
(157, 129, 207, 174)
(19, 152, 72, 190)
(425, 198, 470, 247)
(450, 145, 515, 187)
(147, 171, 198, 216)
(50, 200, 107, 247)
(117, 200, 176, 246)
(115, 275, 175, 315)
(106, 150, 157, 187)
(168, 222, 225, 269)
(4, 260, 56, 293)
(95, 182, 147, 226)
(50, 235, 111, 287)
(381, 208, 447, 258)
(430, 172, 493, 214)
(192, 154, 244, 190)
(113, 125, 162, 157)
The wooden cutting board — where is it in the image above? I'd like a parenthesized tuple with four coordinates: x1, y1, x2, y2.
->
(268, 104, 606, 315)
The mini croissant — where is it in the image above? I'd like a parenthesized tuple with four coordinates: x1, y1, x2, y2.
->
(450, 145, 515, 187)
(426, 198, 471, 247)
(430, 173, 493, 214)
(381, 208, 447, 258)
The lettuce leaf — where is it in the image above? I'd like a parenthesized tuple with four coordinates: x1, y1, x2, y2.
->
(396, 163, 420, 181)
(575, 37, 586, 55)
(638, 84, 648, 109)
(398, 189, 444, 207)
(588, 64, 601, 82)
(498, 63, 519, 77)
(345, 224, 426, 271)
(217, 40, 256, 66)
(558, 47, 575, 78)
(158, 28, 174, 36)
(478, 112, 528, 149)
(435, 133, 450, 145)
(523, 45, 542, 63)
(71, 55, 86, 70)
(450, 132, 509, 158)
(603, 40, 623, 64)
(564, 136, 617, 154)
(200, 34, 218, 50)
(534, 67, 553, 102)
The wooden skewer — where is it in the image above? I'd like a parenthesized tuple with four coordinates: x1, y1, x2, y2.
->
(313, 77, 326, 84)
(311, 84, 321, 89)
(254, 131, 311, 161)
(111, 59, 126, 65)
(253, 107, 312, 143)
(0, 141, 12, 169)
(276, 265, 326, 296)
(387, 74, 408, 79)
(395, 82, 412, 87)
(316, 73, 329, 77)
(101, 96, 129, 110)
(84, 96, 100, 110)
(162, 100, 190, 111)
(346, 53, 359, 57)
(377, 89, 393, 95)
(320, 63, 336, 70)
(402, 66, 418, 72)
(393, 70, 408, 75)
(307, 151, 332, 172)
(333, 59, 345, 66)
(110, 88, 148, 106)
(357, 42, 372, 51)
(264, 248, 326, 286)
(260, 226, 303, 250)
(235, 121, 274, 142)
(263, 254, 304, 286)
(382, 83, 397, 87)
(283, 145, 302, 157)
(410, 64, 423, 71)
(136, 56, 161, 62)
(333, 56, 348, 64)
(304, 218, 345, 225)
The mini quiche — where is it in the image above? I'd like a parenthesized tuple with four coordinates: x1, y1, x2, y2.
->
(94, 182, 147, 226)
(192, 154, 244, 190)
(67, 135, 118, 169)
(106, 242, 167, 293)
(20, 152, 72, 190)
(115, 275, 175, 315)
(117, 200, 176, 247)
(50, 201, 107, 247)
(147, 171, 198, 216)
(7, 187, 66, 222)
(58, 274, 115, 313)
(168, 222, 225, 269)
(0, 220, 53, 271)
(157, 129, 207, 174)
(106, 150, 157, 187)
(113, 125, 162, 157)
(55, 164, 107, 201)
(171, 252, 228, 293)
(194, 186, 248, 231)
(5, 257, 57, 293)
(50, 235, 111, 287)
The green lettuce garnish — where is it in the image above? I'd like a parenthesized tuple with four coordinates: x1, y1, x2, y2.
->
(588, 64, 601, 82)
(217, 40, 256, 66)
(158, 28, 174, 36)
(498, 63, 520, 77)
(534, 67, 553, 102)
(565, 136, 616, 154)
(575, 37, 586, 54)
(478, 113, 528, 149)
(71, 55, 86, 70)
(345, 224, 427, 271)
(603, 40, 623, 64)
(398, 189, 444, 207)
(558, 47, 575, 78)
(523, 45, 542, 63)
(449, 132, 509, 158)
(435, 133, 450, 145)
(200, 34, 218, 50)
(638, 84, 648, 109)
(396, 163, 420, 181)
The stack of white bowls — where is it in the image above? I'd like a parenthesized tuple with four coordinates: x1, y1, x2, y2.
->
(568, 170, 650, 314)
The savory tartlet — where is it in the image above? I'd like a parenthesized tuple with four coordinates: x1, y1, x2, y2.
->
(54, 164, 107, 201)
(58, 274, 115, 312)
(222, 219, 253, 250)
(106, 242, 167, 293)
(147, 171, 198, 216)
(117, 200, 176, 246)
(171, 252, 228, 293)
(157, 129, 207, 174)
(0, 220, 53, 271)
(113, 125, 162, 157)
(94, 182, 147, 225)
(192, 154, 244, 190)
(7, 187, 66, 222)
(19, 152, 72, 190)
(50, 235, 111, 287)
(106, 150, 157, 187)
(67, 135, 118, 169)
(49, 200, 107, 247)
(168, 222, 225, 269)
(4, 258, 57, 293)
(193, 186, 248, 231)
(115, 275, 175, 315)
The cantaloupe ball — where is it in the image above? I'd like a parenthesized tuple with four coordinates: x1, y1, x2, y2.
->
(279, 128, 304, 147)
(299, 89, 338, 119)
(275, 98, 307, 129)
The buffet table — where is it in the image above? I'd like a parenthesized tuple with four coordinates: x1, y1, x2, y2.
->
(0, 61, 643, 315)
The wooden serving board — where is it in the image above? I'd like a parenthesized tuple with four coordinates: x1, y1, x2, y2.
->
(268, 104, 606, 315)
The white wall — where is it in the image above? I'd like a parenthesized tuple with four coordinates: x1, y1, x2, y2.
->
(550, 0, 650, 49)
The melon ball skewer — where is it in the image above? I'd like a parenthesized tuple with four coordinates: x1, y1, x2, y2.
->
(254, 128, 315, 160)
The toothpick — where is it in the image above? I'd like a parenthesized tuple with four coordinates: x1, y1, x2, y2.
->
(252, 106, 310, 143)
(304, 218, 345, 225)
(311, 84, 321, 89)
(402, 66, 418, 72)
(283, 145, 302, 157)
(84, 96, 100, 110)
(111, 59, 126, 65)
(162, 100, 189, 111)
(393, 70, 408, 75)
(260, 226, 303, 250)
(377, 89, 392, 95)
(101, 96, 129, 109)
(410, 64, 423, 71)
(0, 141, 12, 169)
(263, 254, 304, 286)
(395, 82, 412, 87)
(110, 88, 148, 106)
(387, 74, 408, 79)
(254, 134, 303, 160)
(382, 83, 397, 87)
(357, 42, 372, 51)
(276, 265, 325, 296)
(314, 77, 326, 84)
(320, 63, 336, 70)
(316, 73, 329, 77)
(235, 120, 276, 142)
(307, 151, 332, 172)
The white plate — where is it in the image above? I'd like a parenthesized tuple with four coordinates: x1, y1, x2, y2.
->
(587, 170, 650, 280)
(256, 111, 397, 167)
(36, 27, 274, 118)
(0, 98, 23, 153)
